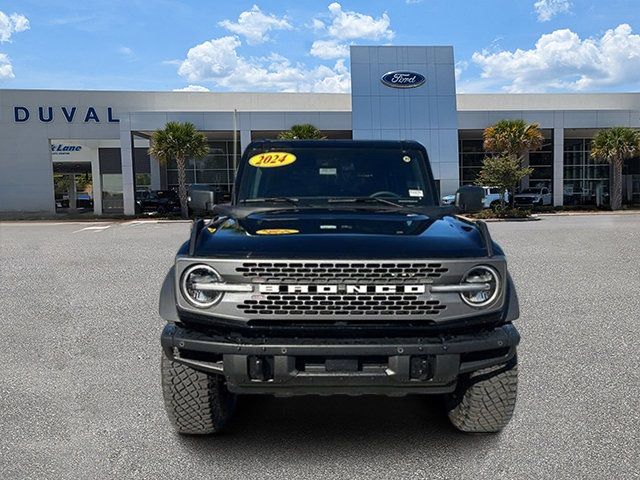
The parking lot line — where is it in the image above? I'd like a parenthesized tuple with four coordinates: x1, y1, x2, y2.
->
(72, 225, 112, 233)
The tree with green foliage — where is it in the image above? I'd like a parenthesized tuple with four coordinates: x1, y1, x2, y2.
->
(590, 127, 640, 210)
(476, 155, 533, 208)
(278, 124, 326, 140)
(481, 119, 544, 206)
(149, 122, 209, 218)
(483, 119, 545, 159)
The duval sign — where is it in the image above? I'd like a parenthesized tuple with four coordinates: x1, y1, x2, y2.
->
(380, 71, 426, 89)
(13, 106, 119, 123)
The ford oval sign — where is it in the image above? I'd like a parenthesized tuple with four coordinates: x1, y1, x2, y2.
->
(380, 71, 426, 89)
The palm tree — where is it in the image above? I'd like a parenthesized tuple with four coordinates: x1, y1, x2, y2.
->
(482, 119, 544, 206)
(483, 119, 545, 159)
(149, 122, 209, 219)
(590, 127, 640, 210)
(278, 124, 326, 140)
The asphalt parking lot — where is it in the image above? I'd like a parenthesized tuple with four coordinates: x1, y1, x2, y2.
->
(1, 215, 639, 479)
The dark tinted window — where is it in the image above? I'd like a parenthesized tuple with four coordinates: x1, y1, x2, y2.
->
(237, 146, 435, 205)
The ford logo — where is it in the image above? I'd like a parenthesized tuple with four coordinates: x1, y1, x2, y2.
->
(380, 71, 426, 89)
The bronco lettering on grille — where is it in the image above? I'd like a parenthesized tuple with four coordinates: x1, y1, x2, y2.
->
(258, 284, 427, 294)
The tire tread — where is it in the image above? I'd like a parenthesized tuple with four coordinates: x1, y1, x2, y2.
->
(161, 354, 236, 434)
(447, 359, 518, 433)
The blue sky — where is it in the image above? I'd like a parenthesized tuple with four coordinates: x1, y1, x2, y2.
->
(0, 0, 639, 93)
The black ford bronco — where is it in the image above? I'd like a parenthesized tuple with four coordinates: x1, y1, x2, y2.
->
(159, 140, 520, 434)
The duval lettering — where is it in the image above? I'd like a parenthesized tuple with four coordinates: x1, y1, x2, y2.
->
(13, 106, 119, 123)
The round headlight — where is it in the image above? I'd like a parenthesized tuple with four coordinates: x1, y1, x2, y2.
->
(181, 264, 223, 308)
(460, 265, 500, 307)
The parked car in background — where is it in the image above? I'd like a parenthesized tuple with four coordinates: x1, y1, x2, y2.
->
(55, 193, 69, 209)
(481, 187, 509, 208)
(136, 189, 180, 214)
(514, 187, 552, 206)
(441, 186, 508, 209)
(76, 192, 93, 209)
(440, 193, 456, 206)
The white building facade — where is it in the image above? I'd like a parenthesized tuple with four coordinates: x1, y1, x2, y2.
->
(1, 45, 639, 216)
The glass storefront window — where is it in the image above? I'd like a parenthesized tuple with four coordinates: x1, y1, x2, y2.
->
(102, 173, 124, 213)
(459, 135, 553, 190)
(136, 173, 151, 190)
(165, 140, 239, 191)
(562, 138, 610, 206)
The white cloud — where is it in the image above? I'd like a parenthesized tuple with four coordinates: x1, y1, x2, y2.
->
(533, 0, 571, 22)
(178, 36, 242, 81)
(0, 11, 29, 42)
(118, 46, 136, 61)
(0, 11, 28, 81)
(219, 5, 291, 45)
(310, 18, 325, 32)
(471, 24, 640, 92)
(324, 2, 393, 41)
(455, 60, 468, 82)
(309, 40, 349, 60)
(308, 3, 394, 60)
(0, 52, 14, 79)
(177, 35, 350, 93)
(173, 85, 210, 92)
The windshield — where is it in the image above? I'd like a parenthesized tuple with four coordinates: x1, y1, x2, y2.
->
(520, 188, 541, 194)
(236, 146, 436, 206)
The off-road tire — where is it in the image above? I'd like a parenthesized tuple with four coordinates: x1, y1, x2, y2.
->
(447, 355, 518, 433)
(161, 354, 237, 435)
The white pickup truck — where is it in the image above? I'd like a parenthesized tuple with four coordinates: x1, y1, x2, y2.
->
(441, 186, 508, 209)
(514, 187, 552, 206)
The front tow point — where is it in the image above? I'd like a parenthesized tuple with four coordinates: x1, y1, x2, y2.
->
(248, 355, 274, 381)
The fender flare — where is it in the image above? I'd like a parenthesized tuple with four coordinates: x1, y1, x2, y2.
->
(159, 266, 179, 322)
(502, 272, 520, 323)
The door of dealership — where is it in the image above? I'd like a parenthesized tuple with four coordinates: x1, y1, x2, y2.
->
(52, 161, 94, 214)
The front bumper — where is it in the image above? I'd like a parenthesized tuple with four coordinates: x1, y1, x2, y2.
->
(161, 322, 520, 396)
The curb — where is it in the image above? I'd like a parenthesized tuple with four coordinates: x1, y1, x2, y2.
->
(480, 217, 541, 222)
(535, 211, 640, 217)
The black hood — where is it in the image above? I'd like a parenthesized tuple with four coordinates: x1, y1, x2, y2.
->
(191, 209, 498, 259)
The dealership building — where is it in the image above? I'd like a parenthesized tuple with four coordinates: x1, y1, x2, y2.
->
(1, 45, 639, 216)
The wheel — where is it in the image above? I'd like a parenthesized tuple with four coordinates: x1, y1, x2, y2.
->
(490, 200, 500, 209)
(446, 354, 518, 433)
(161, 354, 237, 435)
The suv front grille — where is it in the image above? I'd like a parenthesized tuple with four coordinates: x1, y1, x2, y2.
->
(237, 294, 447, 316)
(235, 262, 448, 284)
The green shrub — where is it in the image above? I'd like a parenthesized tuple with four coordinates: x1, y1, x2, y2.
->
(472, 207, 532, 219)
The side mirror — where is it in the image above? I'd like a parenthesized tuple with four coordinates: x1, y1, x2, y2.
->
(455, 185, 484, 214)
(187, 185, 230, 213)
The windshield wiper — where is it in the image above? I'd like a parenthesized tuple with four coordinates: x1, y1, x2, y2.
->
(328, 196, 407, 209)
(239, 197, 299, 205)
